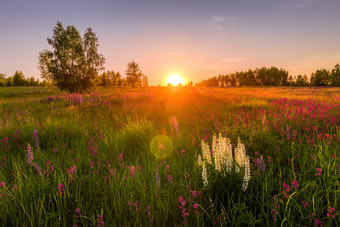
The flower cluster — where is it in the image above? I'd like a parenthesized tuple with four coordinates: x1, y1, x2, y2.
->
(198, 134, 251, 191)
(26, 144, 43, 176)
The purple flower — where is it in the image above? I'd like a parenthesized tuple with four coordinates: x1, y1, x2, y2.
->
(33, 129, 40, 150)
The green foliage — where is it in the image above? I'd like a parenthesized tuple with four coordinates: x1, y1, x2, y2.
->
(13, 71, 26, 86)
(125, 61, 147, 88)
(0, 73, 6, 87)
(331, 64, 340, 86)
(310, 68, 330, 86)
(197, 64, 340, 87)
(38, 22, 105, 92)
(98, 70, 122, 86)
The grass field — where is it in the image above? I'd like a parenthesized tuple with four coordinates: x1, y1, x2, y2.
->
(0, 86, 339, 226)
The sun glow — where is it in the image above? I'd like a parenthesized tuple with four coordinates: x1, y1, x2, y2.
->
(167, 75, 185, 86)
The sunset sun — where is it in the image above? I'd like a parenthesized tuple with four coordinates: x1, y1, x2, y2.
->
(167, 74, 184, 86)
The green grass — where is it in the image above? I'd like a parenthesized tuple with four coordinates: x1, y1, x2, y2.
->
(0, 86, 339, 226)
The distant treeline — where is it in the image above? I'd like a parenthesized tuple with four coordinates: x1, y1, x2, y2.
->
(196, 64, 340, 87)
(0, 71, 47, 87)
(0, 68, 148, 88)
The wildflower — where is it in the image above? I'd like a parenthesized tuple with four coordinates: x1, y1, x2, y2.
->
(67, 165, 77, 174)
(26, 144, 33, 164)
(201, 140, 212, 165)
(327, 207, 335, 218)
(129, 166, 135, 178)
(202, 163, 208, 187)
(193, 204, 199, 213)
(178, 196, 186, 207)
(286, 125, 290, 140)
(301, 201, 307, 208)
(88, 139, 98, 156)
(155, 171, 160, 189)
(314, 218, 323, 226)
(256, 156, 265, 172)
(167, 175, 173, 183)
(134, 201, 141, 212)
(146, 206, 154, 223)
(0, 182, 6, 187)
(199, 134, 250, 190)
(26, 144, 43, 176)
(271, 209, 278, 222)
(58, 183, 64, 196)
(191, 190, 202, 198)
(75, 208, 82, 218)
(33, 129, 40, 151)
(316, 168, 322, 176)
(197, 154, 203, 166)
(52, 147, 58, 153)
(292, 180, 298, 189)
(242, 156, 250, 191)
(96, 214, 104, 227)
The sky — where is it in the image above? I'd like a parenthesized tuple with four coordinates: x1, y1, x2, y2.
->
(1, 0, 340, 85)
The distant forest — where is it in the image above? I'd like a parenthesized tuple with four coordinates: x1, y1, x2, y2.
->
(1, 64, 340, 88)
(196, 64, 340, 87)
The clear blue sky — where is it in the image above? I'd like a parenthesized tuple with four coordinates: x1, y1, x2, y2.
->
(1, 0, 340, 85)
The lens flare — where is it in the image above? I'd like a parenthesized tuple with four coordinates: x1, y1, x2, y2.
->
(150, 135, 174, 159)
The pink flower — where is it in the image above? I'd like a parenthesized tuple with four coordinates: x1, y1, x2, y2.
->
(193, 204, 199, 213)
(75, 208, 82, 218)
(58, 183, 64, 196)
(292, 180, 298, 189)
(178, 196, 186, 207)
(167, 175, 173, 183)
(129, 166, 136, 178)
(327, 207, 335, 218)
(96, 214, 104, 227)
(316, 168, 322, 176)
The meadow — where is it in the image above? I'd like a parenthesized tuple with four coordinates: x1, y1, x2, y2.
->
(0, 86, 339, 226)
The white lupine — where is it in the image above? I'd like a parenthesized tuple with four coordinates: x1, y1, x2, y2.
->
(199, 134, 251, 191)
(214, 134, 221, 171)
(225, 138, 233, 173)
(242, 156, 251, 191)
(198, 154, 203, 167)
(235, 137, 246, 169)
(201, 140, 212, 165)
(202, 163, 208, 187)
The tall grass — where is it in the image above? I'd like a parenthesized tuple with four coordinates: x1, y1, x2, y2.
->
(0, 86, 339, 226)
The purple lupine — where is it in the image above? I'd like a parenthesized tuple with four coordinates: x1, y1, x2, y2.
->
(26, 144, 43, 176)
(256, 157, 265, 172)
(32, 162, 43, 176)
(26, 144, 33, 164)
(155, 171, 160, 189)
(33, 129, 40, 151)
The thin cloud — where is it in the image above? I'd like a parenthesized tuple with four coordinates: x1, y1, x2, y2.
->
(211, 15, 227, 23)
(207, 15, 240, 32)
(221, 58, 247, 63)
